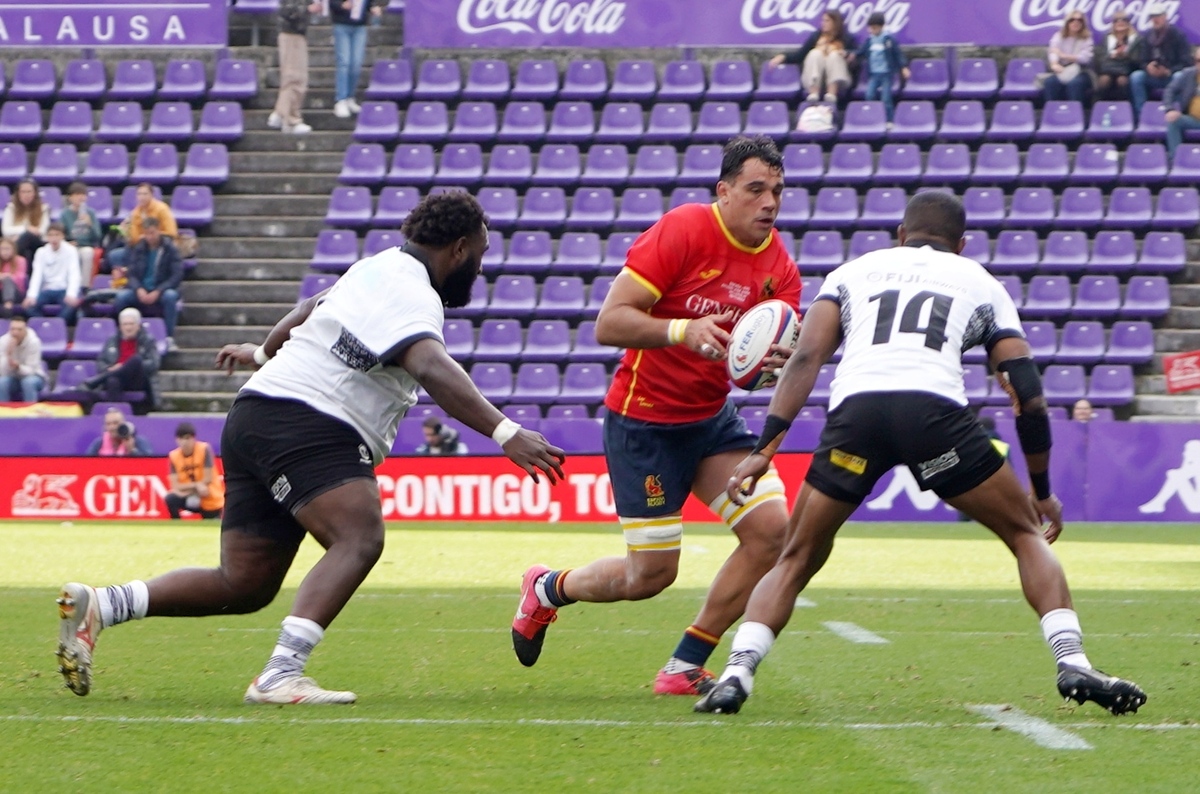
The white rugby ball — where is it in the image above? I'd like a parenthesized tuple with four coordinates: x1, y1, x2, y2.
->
(726, 299, 801, 390)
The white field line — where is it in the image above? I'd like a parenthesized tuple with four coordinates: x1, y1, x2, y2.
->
(794, 596, 817, 608)
(969, 704, 1092, 750)
(351, 594, 1160, 605)
(823, 621, 890, 644)
(213, 627, 1195, 639)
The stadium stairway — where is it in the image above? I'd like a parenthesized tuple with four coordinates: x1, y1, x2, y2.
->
(1139, 240, 1200, 419)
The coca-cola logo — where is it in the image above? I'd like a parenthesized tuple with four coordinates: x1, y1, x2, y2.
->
(741, 0, 911, 35)
(1009, 0, 1180, 33)
(456, 0, 626, 36)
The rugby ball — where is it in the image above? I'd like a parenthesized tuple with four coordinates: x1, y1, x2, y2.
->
(727, 299, 801, 390)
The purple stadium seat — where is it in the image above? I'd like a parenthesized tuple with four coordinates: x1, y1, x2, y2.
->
(939, 100, 987, 143)
(585, 276, 615, 320)
(82, 144, 129, 186)
(962, 364, 990, 404)
(109, 59, 156, 102)
(609, 60, 657, 103)
(986, 100, 1035, 142)
(518, 187, 568, 231)
(1022, 321, 1058, 362)
(363, 229, 405, 257)
(386, 144, 435, 188)
(436, 143, 485, 187)
(595, 102, 645, 144)
(960, 229, 991, 265)
(1040, 231, 1089, 274)
(1133, 102, 1167, 142)
(399, 101, 448, 143)
(782, 143, 825, 186)
(503, 231, 552, 274)
(339, 143, 387, 186)
(797, 231, 844, 273)
(1167, 144, 1200, 186)
(441, 318, 474, 363)
(1085, 100, 1135, 142)
(502, 404, 542, 422)
(299, 274, 338, 302)
(901, 59, 950, 100)
(989, 230, 1040, 275)
(373, 186, 419, 227)
(1023, 275, 1072, 319)
(68, 318, 116, 360)
(571, 320, 620, 363)
(538, 276, 587, 320)
(144, 102, 194, 143)
(848, 230, 892, 259)
(614, 188, 664, 231)
(159, 59, 208, 102)
(841, 101, 887, 142)
(694, 102, 742, 143)
(678, 144, 722, 186)
(645, 102, 694, 144)
(59, 60, 106, 102)
(96, 101, 144, 143)
(567, 187, 617, 233)
(353, 101, 400, 142)
(209, 59, 257, 101)
(744, 101, 790, 139)
(0, 102, 42, 142)
(561, 60, 607, 102)
(1137, 232, 1186, 274)
(1020, 142, 1069, 186)
(554, 232, 602, 277)
(888, 100, 937, 143)
(1007, 187, 1055, 231)
(1036, 101, 1084, 142)
(542, 417, 605, 452)
(324, 186, 372, 227)
(0, 143, 27, 184)
(1104, 187, 1153, 229)
(628, 145, 676, 187)
(39, 186, 63, 222)
(999, 58, 1046, 100)
(9, 59, 56, 101)
(1119, 143, 1169, 186)
(924, 143, 971, 186)
(560, 363, 609, 404)
(511, 363, 561, 404)
(498, 101, 547, 143)
(798, 276, 822, 312)
(756, 62, 801, 101)
(85, 186, 114, 223)
(28, 317, 68, 360)
(659, 61, 707, 103)
(775, 187, 812, 230)
(31, 144, 78, 185)
(1105, 321, 1154, 364)
(448, 101, 499, 143)
(511, 60, 558, 102)
(475, 319, 523, 363)
(129, 143, 179, 185)
(706, 60, 754, 101)
(443, 277, 488, 320)
(546, 405, 591, 420)
(1058, 187, 1105, 229)
(469, 362, 514, 404)
(1153, 187, 1200, 230)
(963, 187, 1006, 230)
(1073, 275, 1121, 319)
(523, 320, 571, 363)
(974, 143, 1021, 185)
(1068, 143, 1119, 186)
(1087, 365, 1134, 406)
(483, 144, 532, 188)
(476, 187, 519, 230)
(47, 360, 97, 398)
(805, 364, 836, 405)
(171, 185, 213, 228)
(1121, 276, 1170, 319)
(602, 233, 637, 272)
(180, 143, 229, 185)
(490, 275, 537, 320)
(546, 102, 596, 145)
(859, 187, 906, 229)
(531, 144, 581, 187)
(669, 186, 711, 209)
(1041, 365, 1086, 405)
(310, 229, 359, 273)
(1057, 321, 1106, 365)
(196, 102, 243, 142)
(463, 59, 510, 102)
(116, 184, 160, 221)
(825, 143, 873, 186)
(364, 59, 413, 102)
(951, 58, 999, 100)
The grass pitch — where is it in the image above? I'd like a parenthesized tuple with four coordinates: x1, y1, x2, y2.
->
(1, 520, 1197, 793)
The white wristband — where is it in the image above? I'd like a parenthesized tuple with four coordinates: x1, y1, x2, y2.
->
(667, 318, 690, 345)
(491, 418, 521, 447)
(253, 345, 270, 366)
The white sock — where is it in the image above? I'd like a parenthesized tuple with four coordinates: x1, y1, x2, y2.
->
(719, 621, 776, 695)
(662, 657, 699, 674)
(1040, 608, 1091, 669)
(257, 616, 325, 690)
(97, 580, 150, 628)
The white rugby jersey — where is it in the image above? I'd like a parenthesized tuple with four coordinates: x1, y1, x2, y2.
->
(815, 244, 1023, 411)
(245, 247, 445, 464)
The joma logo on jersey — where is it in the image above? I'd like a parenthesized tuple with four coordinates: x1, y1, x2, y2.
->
(644, 475, 666, 507)
(830, 449, 867, 475)
(699, 268, 722, 280)
(918, 449, 960, 480)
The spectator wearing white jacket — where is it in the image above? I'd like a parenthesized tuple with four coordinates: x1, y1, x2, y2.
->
(22, 223, 82, 325)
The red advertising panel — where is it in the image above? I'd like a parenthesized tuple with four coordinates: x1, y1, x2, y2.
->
(1162, 351, 1200, 394)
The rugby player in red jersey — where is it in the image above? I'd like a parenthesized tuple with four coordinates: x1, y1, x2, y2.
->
(512, 136, 803, 695)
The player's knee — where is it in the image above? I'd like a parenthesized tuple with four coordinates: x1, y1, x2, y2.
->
(346, 525, 385, 569)
(221, 571, 281, 614)
(625, 564, 677, 600)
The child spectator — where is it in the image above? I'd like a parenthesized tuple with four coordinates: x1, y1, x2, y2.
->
(22, 223, 82, 325)
(60, 182, 103, 287)
(0, 237, 27, 318)
(853, 12, 910, 124)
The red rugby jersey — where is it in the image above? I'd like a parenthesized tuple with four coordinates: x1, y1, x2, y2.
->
(605, 203, 801, 424)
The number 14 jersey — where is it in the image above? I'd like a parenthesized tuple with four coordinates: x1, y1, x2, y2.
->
(814, 244, 1024, 411)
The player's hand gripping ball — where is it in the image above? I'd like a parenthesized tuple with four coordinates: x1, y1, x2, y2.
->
(726, 299, 800, 390)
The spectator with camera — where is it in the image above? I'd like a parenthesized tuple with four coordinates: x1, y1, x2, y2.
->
(87, 407, 153, 456)
(0, 312, 46, 402)
(165, 421, 225, 519)
(87, 307, 161, 410)
(416, 415, 468, 455)
(113, 217, 183, 352)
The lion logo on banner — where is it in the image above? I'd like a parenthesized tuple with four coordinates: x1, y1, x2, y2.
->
(12, 474, 81, 517)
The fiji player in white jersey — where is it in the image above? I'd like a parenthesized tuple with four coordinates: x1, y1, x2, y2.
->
(55, 193, 565, 705)
(695, 192, 1145, 717)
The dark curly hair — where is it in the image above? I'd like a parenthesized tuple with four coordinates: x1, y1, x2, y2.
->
(400, 192, 490, 247)
(719, 135, 784, 183)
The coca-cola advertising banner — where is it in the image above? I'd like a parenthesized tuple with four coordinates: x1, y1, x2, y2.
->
(0, 0, 228, 48)
(406, 0, 1194, 49)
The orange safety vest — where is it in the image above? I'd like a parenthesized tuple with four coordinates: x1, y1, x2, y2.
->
(168, 440, 225, 512)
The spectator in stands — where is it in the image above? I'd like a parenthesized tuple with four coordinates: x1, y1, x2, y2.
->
(1072, 398, 1095, 422)
(107, 183, 179, 271)
(768, 9, 856, 104)
(1096, 9, 1139, 101)
(268, 0, 322, 135)
(1130, 3, 1191, 117)
(1164, 46, 1200, 161)
(2, 179, 49, 264)
(114, 217, 182, 352)
(61, 182, 103, 288)
(330, 0, 386, 118)
(0, 312, 46, 402)
(87, 307, 161, 410)
(0, 237, 27, 318)
(1044, 10, 1095, 103)
(165, 421, 225, 519)
(87, 407, 153, 456)
(853, 12, 909, 125)
(21, 223, 82, 325)
(415, 416, 468, 455)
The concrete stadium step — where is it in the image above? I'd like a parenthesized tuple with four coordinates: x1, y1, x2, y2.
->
(216, 195, 335, 218)
(160, 370, 252, 392)
(175, 326, 272, 348)
(187, 258, 310, 281)
(170, 349, 223, 369)
(161, 391, 238, 413)
(209, 216, 326, 237)
(224, 173, 342, 196)
(1169, 285, 1200, 307)
(186, 280, 301, 303)
(185, 302, 295, 326)
(241, 107, 358, 131)
(237, 130, 356, 151)
(230, 151, 348, 173)
(1165, 307, 1200, 329)
(1133, 394, 1200, 417)
(194, 237, 316, 259)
